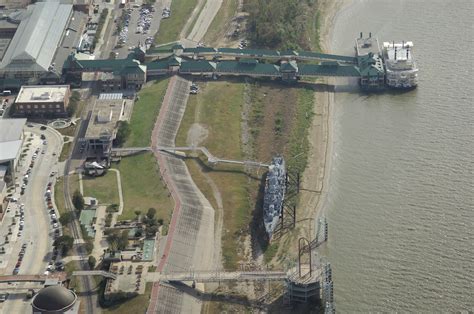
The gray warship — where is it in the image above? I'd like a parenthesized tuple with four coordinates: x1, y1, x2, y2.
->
(263, 156, 286, 239)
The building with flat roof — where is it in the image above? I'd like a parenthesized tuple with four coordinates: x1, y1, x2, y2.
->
(13, 85, 71, 117)
(83, 93, 133, 158)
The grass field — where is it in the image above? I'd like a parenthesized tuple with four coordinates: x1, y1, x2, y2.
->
(154, 0, 197, 45)
(177, 80, 259, 269)
(70, 174, 80, 197)
(112, 153, 173, 222)
(58, 141, 72, 162)
(102, 283, 152, 314)
(124, 79, 169, 147)
(54, 177, 66, 215)
(82, 172, 120, 205)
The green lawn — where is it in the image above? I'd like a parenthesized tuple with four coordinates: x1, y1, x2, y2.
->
(102, 283, 152, 314)
(113, 153, 173, 222)
(154, 0, 197, 45)
(177, 81, 244, 159)
(54, 177, 66, 215)
(124, 78, 169, 147)
(82, 172, 120, 205)
(58, 141, 72, 162)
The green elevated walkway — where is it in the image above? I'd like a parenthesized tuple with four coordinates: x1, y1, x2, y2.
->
(146, 45, 357, 64)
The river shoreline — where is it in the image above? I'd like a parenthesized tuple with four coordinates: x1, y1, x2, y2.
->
(297, 0, 349, 236)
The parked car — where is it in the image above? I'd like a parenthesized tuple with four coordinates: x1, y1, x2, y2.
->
(0, 293, 9, 302)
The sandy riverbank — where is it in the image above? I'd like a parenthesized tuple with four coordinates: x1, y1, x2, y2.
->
(296, 0, 349, 236)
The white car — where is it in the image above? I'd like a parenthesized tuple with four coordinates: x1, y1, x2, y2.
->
(43, 270, 50, 276)
(19, 221, 24, 226)
(51, 214, 57, 219)
(53, 223, 58, 228)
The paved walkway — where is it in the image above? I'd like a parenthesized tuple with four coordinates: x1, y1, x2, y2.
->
(146, 76, 216, 314)
(108, 168, 124, 227)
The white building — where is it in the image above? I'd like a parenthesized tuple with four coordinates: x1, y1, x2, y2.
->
(0, 118, 25, 209)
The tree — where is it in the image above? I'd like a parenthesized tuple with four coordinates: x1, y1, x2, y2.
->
(118, 230, 129, 250)
(146, 225, 158, 238)
(115, 121, 131, 146)
(72, 190, 84, 211)
(59, 212, 74, 225)
(88, 255, 96, 269)
(67, 91, 81, 117)
(146, 208, 156, 220)
(54, 235, 74, 255)
(106, 231, 120, 251)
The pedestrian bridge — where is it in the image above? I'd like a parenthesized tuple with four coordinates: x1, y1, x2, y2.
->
(111, 146, 269, 168)
(148, 45, 358, 64)
(72, 270, 117, 280)
(146, 270, 288, 283)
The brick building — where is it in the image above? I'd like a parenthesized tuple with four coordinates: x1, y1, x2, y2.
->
(13, 85, 71, 117)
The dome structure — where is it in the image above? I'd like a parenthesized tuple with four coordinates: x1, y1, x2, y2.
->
(31, 285, 77, 313)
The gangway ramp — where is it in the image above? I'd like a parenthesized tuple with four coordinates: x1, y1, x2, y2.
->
(156, 146, 269, 168)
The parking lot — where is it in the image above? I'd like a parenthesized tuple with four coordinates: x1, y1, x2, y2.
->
(114, 3, 165, 58)
(0, 124, 66, 311)
(0, 124, 65, 312)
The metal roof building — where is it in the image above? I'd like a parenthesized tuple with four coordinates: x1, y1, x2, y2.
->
(0, 1, 73, 80)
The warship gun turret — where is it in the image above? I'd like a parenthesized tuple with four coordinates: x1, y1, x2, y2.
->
(263, 156, 286, 239)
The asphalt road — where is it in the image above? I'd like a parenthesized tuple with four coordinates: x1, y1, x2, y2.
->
(186, 0, 223, 43)
(0, 124, 63, 313)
